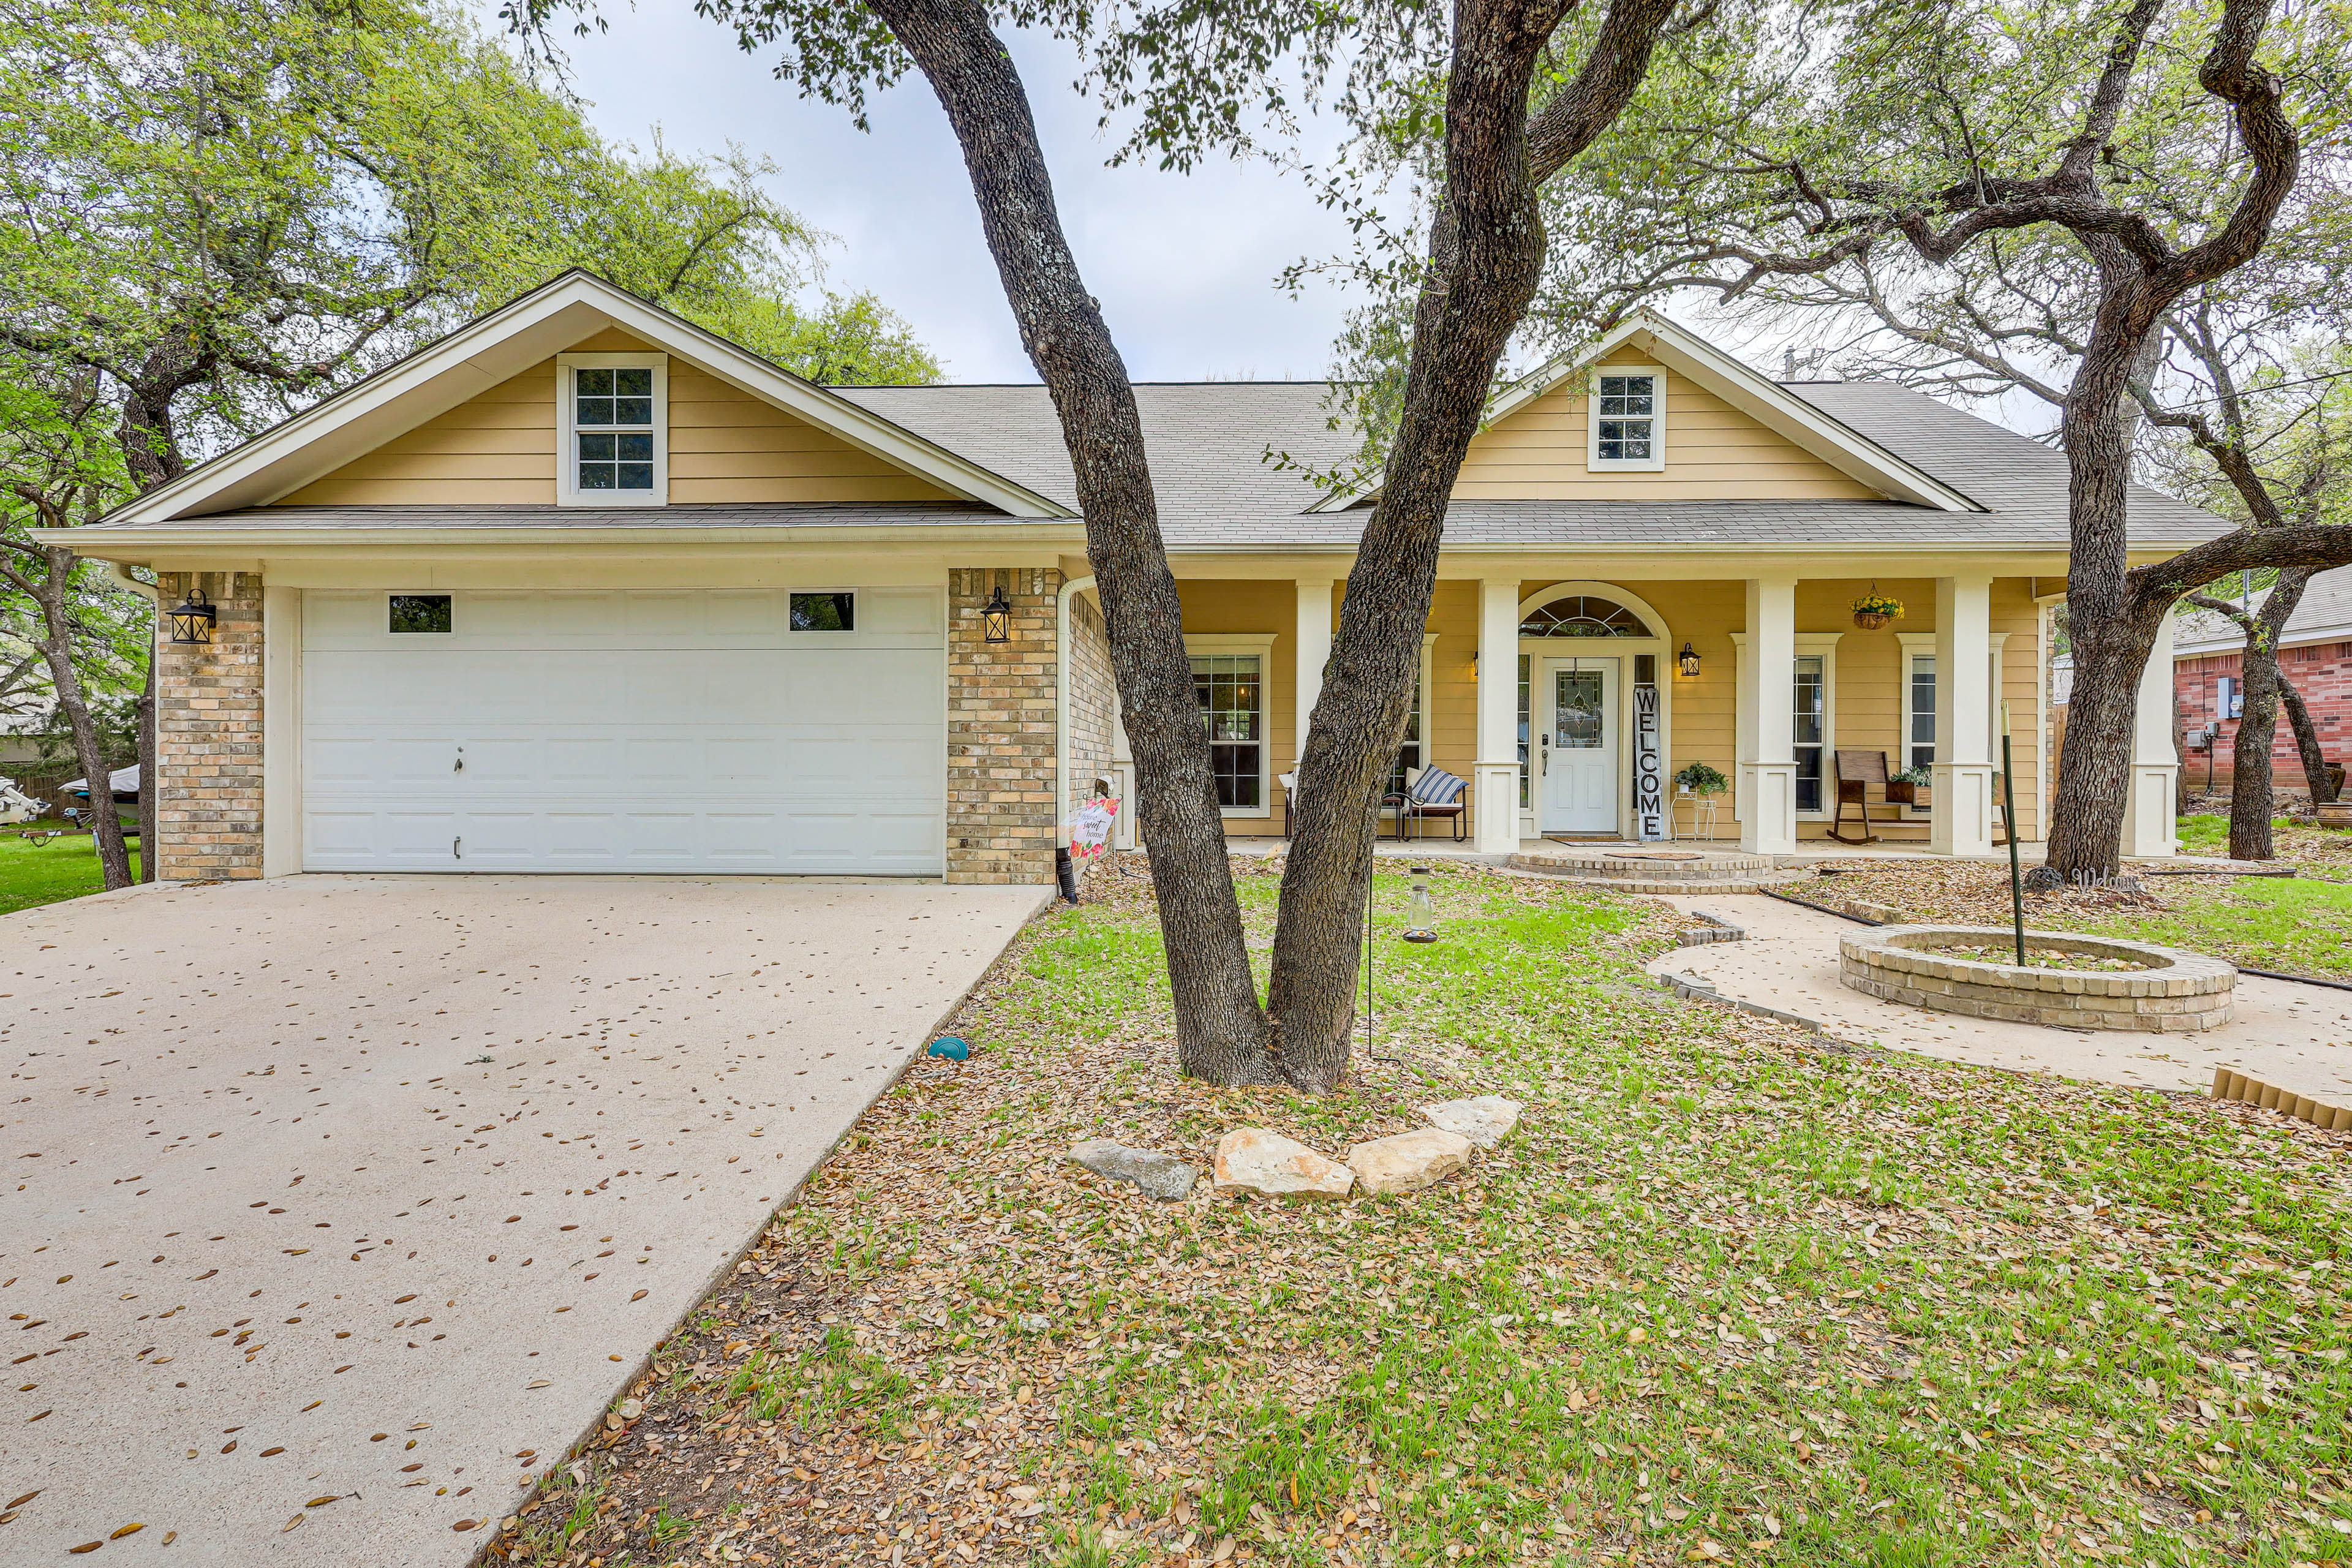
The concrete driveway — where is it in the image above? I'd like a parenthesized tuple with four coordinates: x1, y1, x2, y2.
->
(0, 875, 1046, 1562)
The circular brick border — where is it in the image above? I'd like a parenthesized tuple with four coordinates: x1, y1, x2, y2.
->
(1838, 925, 2236, 1033)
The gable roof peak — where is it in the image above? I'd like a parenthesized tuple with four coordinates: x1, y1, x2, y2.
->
(1307, 311, 1980, 514)
(107, 270, 1072, 526)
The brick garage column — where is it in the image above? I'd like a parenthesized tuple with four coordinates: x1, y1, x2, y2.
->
(154, 571, 266, 880)
(947, 567, 1061, 884)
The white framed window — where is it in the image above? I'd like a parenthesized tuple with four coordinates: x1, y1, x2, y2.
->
(1729, 631, 1841, 820)
(789, 591, 856, 632)
(1186, 634, 1275, 816)
(1587, 366, 1666, 472)
(557, 352, 668, 507)
(1387, 632, 1441, 797)
(1900, 630, 2011, 807)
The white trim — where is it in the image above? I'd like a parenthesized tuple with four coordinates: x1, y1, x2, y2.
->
(100, 271, 1072, 524)
(1185, 633, 1277, 818)
(1515, 580, 1672, 638)
(556, 352, 668, 508)
(1308, 311, 1980, 513)
(1730, 630, 1844, 820)
(1586, 364, 1667, 472)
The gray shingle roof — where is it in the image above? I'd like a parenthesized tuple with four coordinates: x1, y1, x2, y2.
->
(835, 382, 1353, 528)
(2174, 564, 2352, 653)
(1785, 382, 2225, 546)
(91, 375, 2235, 552)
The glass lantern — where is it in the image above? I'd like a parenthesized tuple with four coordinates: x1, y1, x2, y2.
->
(1402, 864, 1438, 943)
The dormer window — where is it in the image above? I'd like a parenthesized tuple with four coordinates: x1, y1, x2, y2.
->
(557, 352, 668, 505)
(1588, 368, 1665, 471)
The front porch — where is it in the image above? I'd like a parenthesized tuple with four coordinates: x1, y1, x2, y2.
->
(1155, 570, 2184, 861)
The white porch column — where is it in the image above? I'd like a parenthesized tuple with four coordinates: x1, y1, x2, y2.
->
(1294, 579, 1334, 766)
(2125, 606, 2180, 858)
(1475, 576, 1523, 853)
(1931, 574, 1997, 856)
(1739, 575, 1800, 854)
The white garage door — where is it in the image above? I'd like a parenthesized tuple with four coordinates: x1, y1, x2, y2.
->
(301, 587, 945, 874)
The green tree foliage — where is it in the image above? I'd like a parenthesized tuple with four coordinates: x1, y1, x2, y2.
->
(0, 0, 937, 486)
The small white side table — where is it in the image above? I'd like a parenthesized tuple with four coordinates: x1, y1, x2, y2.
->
(1672, 791, 1719, 842)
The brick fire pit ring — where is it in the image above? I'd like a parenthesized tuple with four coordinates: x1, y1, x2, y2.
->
(1838, 925, 2236, 1032)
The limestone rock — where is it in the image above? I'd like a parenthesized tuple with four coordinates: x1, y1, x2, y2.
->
(1212, 1128, 1354, 1199)
(1421, 1095, 1522, 1148)
(1070, 1139, 1198, 1201)
(1346, 1128, 1473, 1195)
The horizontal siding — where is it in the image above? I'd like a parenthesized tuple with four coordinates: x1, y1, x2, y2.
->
(277, 330, 957, 507)
(1453, 346, 1883, 502)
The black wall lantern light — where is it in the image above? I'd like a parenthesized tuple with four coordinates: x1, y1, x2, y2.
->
(981, 586, 1013, 645)
(1678, 641, 1702, 679)
(168, 586, 217, 646)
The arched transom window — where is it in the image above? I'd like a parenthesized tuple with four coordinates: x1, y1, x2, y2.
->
(1518, 594, 1646, 638)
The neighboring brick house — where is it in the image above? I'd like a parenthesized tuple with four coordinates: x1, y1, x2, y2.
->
(2172, 567, 2352, 791)
(45, 271, 2234, 885)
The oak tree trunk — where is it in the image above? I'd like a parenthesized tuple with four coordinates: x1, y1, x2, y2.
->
(26, 546, 133, 889)
(869, 0, 1276, 1081)
(1267, 0, 1680, 1089)
(2280, 678, 2334, 804)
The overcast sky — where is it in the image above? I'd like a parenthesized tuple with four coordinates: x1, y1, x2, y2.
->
(533, 9, 1367, 385)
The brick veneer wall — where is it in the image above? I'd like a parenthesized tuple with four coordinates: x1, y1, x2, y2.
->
(154, 571, 266, 879)
(2176, 643, 2352, 787)
(947, 568, 1061, 884)
(1066, 589, 1117, 803)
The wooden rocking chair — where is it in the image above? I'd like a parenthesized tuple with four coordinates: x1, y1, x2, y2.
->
(1830, 749, 1897, 845)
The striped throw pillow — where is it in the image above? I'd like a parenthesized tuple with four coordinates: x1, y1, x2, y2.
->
(1407, 766, 1466, 805)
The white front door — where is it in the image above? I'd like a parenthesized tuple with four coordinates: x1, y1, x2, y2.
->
(1541, 657, 1618, 834)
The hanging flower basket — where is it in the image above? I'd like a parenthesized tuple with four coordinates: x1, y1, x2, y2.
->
(1851, 590, 1905, 630)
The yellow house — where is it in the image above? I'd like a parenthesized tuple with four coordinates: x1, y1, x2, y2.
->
(53, 272, 2220, 885)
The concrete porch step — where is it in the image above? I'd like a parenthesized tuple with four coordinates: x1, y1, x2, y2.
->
(1507, 846, 1814, 895)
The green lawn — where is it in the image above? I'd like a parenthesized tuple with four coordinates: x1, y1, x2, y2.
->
(2080, 875, 2352, 980)
(0, 824, 141, 916)
(504, 862, 2352, 1568)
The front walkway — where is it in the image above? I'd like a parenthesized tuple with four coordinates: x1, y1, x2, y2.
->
(1648, 892, 2352, 1106)
(0, 874, 1047, 1563)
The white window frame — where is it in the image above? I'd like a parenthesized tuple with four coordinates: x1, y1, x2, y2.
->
(788, 589, 859, 635)
(1392, 631, 1439, 794)
(1728, 631, 1841, 821)
(557, 351, 669, 507)
(386, 591, 453, 635)
(1586, 364, 1667, 472)
(1186, 633, 1276, 818)
(1898, 631, 1937, 818)
(1898, 629, 2009, 816)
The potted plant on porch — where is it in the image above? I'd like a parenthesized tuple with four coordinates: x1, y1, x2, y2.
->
(1674, 761, 1729, 798)
(1850, 589, 1905, 631)
(1887, 764, 1933, 805)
